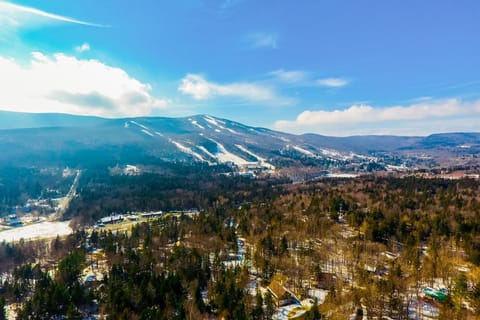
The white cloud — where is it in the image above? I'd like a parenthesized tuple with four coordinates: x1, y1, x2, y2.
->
(316, 77, 349, 88)
(270, 69, 308, 83)
(220, 0, 242, 12)
(179, 74, 212, 100)
(178, 73, 292, 105)
(0, 1, 105, 29)
(75, 43, 90, 53)
(247, 32, 278, 49)
(275, 99, 480, 136)
(269, 70, 350, 90)
(0, 51, 168, 117)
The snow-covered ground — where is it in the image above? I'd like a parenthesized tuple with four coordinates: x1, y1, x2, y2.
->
(308, 289, 329, 304)
(141, 129, 154, 137)
(235, 144, 264, 161)
(129, 121, 157, 137)
(319, 148, 343, 159)
(197, 146, 216, 159)
(326, 173, 359, 178)
(169, 139, 208, 162)
(273, 304, 307, 320)
(0, 221, 72, 243)
(203, 116, 238, 134)
(190, 119, 205, 130)
(208, 138, 249, 165)
(235, 144, 275, 169)
(292, 145, 317, 157)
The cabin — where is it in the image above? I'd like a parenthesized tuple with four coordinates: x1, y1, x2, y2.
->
(267, 281, 296, 307)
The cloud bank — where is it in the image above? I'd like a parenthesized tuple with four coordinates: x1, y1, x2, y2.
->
(275, 99, 480, 136)
(0, 52, 168, 117)
(178, 73, 292, 105)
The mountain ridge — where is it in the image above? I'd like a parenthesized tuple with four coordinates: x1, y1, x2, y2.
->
(0, 110, 479, 170)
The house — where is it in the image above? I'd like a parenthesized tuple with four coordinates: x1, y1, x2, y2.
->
(316, 272, 336, 290)
(140, 211, 163, 218)
(126, 215, 140, 221)
(3, 214, 22, 227)
(423, 287, 448, 302)
(124, 165, 140, 175)
(98, 214, 124, 225)
(82, 273, 104, 288)
(267, 281, 296, 307)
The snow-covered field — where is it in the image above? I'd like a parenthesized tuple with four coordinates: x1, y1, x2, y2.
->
(0, 221, 72, 243)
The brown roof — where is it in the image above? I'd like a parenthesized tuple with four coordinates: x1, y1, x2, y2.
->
(268, 281, 287, 299)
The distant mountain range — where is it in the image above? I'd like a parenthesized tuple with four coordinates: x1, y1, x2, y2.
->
(0, 110, 109, 130)
(0, 110, 479, 170)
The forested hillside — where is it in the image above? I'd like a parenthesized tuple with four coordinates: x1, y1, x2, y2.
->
(1, 174, 480, 319)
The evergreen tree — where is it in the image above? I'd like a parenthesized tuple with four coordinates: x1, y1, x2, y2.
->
(251, 288, 264, 320)
(264, 292, 275, 320)
(304, 299, 323, 320)
(66, 303, 82, 320)
(0, 296, 6, 320)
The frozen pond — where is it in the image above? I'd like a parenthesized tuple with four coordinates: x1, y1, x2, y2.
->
(0, 221, 72, 243)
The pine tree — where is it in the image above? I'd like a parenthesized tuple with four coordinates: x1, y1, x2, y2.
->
(251, 288, 264, 320)
(0, 296, 6, 320)
(304, 299, 323, 320)
(66, 303, 82, 320)
(264, 292, 275, 320)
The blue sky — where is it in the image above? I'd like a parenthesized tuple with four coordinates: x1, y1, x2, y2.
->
(0, 0, 479, 136)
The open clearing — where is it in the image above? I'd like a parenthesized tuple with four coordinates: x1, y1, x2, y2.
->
(0, 221, 72, 243)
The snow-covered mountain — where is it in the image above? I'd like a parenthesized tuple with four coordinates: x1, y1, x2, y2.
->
(0, 111, 479, 170)
(121, 115, 373, 167)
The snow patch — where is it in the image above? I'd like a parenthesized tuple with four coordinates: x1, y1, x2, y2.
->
(197, 146, 216, 159)
(204, 115, 225, 126)
(347, 151, 377, 162)
(129, 120, 157, 137)
(235, 144, 275, 169)
(292, 145, 317, 157)
(191, 120, 205, 130)
(235, 144, 264, 161)
(319, 148, 342, 159)
(204, 116, 237, 134)
(130, 120, 150, 131)
(0, 221, 73, 243)
(141, 129, 154, 137)
(225, 127, 238, 134)
(208, 138, 249, 165)
(169, 140, 208, 162)
(326, 173, 358, 178)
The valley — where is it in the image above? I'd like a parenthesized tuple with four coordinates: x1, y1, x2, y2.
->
(0, 160, 479, 318)
(0, 112, 479, 319)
